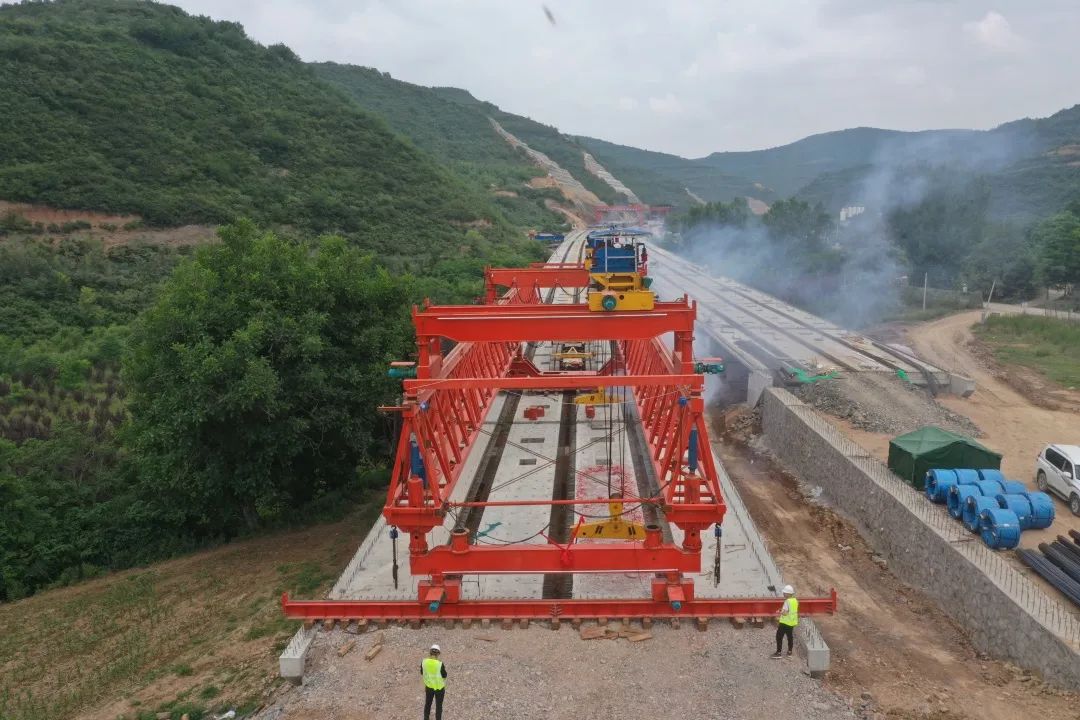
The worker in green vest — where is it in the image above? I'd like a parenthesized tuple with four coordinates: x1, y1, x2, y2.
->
(421, 644, 447, 720)
(771, 584, 798, 658)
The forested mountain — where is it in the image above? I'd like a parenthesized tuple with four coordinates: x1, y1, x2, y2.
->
(0, 0, 541, 270)
(578, 105, 1080, 220)
(0, 0, 557, 603)
(310, 62, 569, 230)
(571, 135, 769, 209)
(1, 0, 1077, 609)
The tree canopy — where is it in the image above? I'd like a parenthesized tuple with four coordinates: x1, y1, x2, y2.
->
(0, 0, 539, 269)
(1033, 209, 1080, 294)
(123, 221, 413, 532)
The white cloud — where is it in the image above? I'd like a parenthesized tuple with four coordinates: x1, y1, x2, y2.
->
(893, 65, 926, 87)
(168, 0, 1080, 156)
(647, 93, 683, 115)
(963, 11, 1023, 52)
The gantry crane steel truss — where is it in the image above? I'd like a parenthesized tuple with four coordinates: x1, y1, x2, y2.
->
(281, 270, 838, 622)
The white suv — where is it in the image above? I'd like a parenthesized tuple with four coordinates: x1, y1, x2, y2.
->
(1036, 444, 1080, 516)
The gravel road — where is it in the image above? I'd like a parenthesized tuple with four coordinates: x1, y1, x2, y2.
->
(257, 624, 857, 720)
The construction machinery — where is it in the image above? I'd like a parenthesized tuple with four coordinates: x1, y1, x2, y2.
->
(585, 227, 654, 312)
(280, 236, 837, 623)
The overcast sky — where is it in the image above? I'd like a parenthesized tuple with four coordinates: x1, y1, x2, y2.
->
(169, 0, 1079, 157)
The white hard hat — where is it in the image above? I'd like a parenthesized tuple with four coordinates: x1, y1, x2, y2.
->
(782, 584, 794, 595)
(430, 644, 441, 653)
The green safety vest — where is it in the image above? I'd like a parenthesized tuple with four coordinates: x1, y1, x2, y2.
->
(422, 657, 445, 690)
(779, 597, 799, 627)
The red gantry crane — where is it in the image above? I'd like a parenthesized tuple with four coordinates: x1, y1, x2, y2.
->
(281, 235, 838, 623)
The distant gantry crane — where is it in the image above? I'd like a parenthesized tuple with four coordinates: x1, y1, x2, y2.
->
(281, 229, 837, 622)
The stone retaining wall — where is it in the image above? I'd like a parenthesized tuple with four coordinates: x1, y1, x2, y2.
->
(761, 387, 1080, 689)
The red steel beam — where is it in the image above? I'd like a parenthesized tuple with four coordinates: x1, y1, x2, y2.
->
(281, 590, 840, 620)
(485, 266, 589, 291)
(413, 307, 696, 343)
(417, 299, 693, 315)
(409, 542, 700, 575)
(450, 498, 654, 508)
(403, 373, 702, 393)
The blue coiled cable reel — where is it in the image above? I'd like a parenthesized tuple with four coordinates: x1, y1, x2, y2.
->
(980, 507, 1021, 550)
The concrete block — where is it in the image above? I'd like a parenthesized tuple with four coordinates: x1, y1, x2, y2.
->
(747, 370, 774, 406)
(949, 373, 976, 397)
(279, 624, 317, 682)
(801, 620, 830, 678)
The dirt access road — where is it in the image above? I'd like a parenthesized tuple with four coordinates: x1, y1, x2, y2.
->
(905, 310, 1080, 552)
(719, 439, 1080, 720)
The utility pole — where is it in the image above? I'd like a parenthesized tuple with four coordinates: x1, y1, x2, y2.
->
(922, 272, 928, 311)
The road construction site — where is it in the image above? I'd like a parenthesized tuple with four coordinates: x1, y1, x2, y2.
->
(647, 244, 974, 404)
(259, 223, 1080, 720)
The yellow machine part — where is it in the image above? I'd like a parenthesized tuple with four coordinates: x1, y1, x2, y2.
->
(579, 495, 648, 540)
(590, 271, 641, 292)
(587, 289, 655, 311)
(574, 391, 615, 405)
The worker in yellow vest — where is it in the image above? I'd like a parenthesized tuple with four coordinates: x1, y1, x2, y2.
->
(771, 584, 798, 658)
(421, 644, 447, 720)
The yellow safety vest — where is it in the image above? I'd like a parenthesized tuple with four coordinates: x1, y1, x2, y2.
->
(779, 597, 799, 627)
(422, 657, 445, 690)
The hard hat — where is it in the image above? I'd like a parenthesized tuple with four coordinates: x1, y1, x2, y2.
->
(782, 584, 794, 595)
(430, 644, 441, 653)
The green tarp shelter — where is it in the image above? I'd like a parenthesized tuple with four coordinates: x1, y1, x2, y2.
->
(888, 426, 1001, 490)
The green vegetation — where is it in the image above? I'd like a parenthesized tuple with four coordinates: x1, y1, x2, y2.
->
(0, 0, 542, 270)
(675, 198, 887, 324)
(581, 107, 1080, 221)
(1032, 203, 1080, 292)
(311, 63, 569, 232)
(123, 221, 410, 533)
(576, 135, 781, 208)
(0, 235, 186, 600)
(0, 1, 555, 603)
(0, 512, 370, 720)
(975, 315, 1080, 388)
(0, 219, 419, 602)
(570, 136, 705, 209)
(438, 93, 622, 204)
(677, 167, 1078, 324)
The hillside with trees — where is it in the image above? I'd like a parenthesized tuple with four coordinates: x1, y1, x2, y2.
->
(2, 0, 1078, 610)
(0, 0, 552, 603)
(310, 62, 569, 232)
(580, 105, 1080, 219)
(0, 0, 544, 271)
